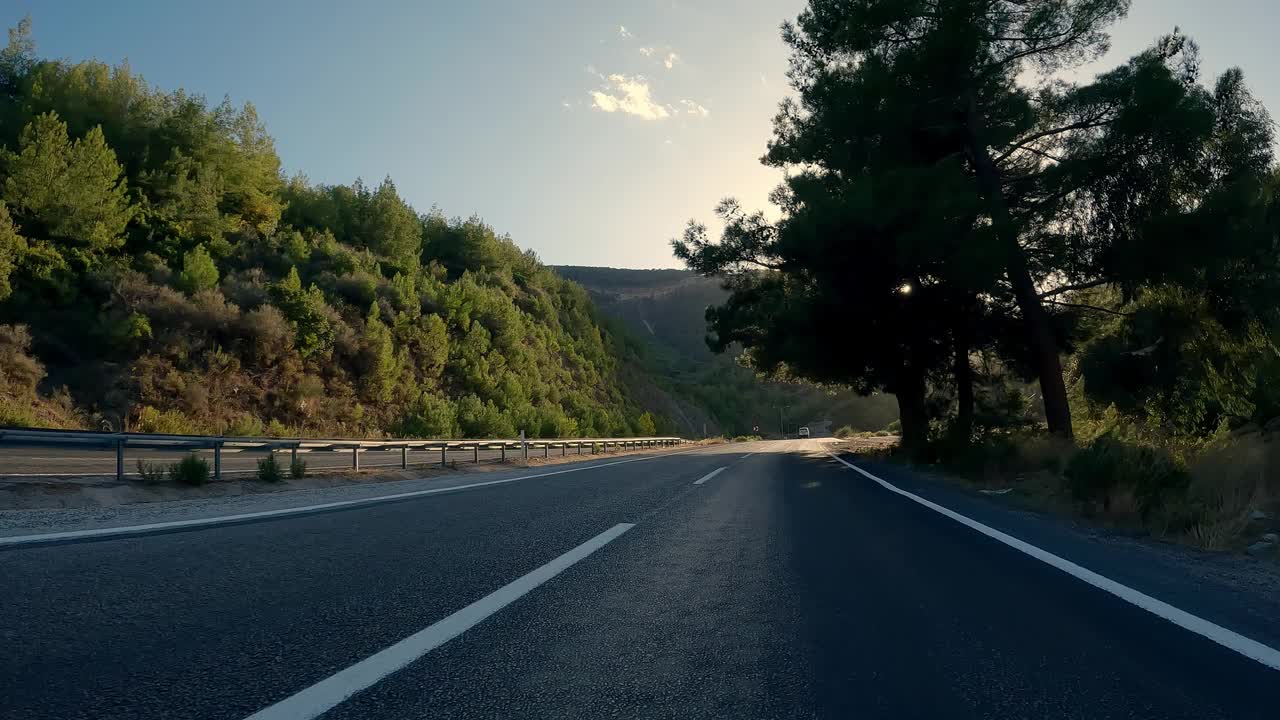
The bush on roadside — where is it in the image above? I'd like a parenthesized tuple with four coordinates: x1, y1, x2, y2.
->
(885, 419, 901, 433)
(257, 453, 284, 482)
(1155, 434, 1280, 547)
(834, 425, 855, 438)
(290, 457, 307, 479)
(1064, 436, 1188, 518)
(136, 458, 167, 484)
(169, 454, 211, 486)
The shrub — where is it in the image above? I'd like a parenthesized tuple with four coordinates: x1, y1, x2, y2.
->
(178, 245, 219, 293)
(169, 454, 211, 486)
(257, 453, 284, 482)
(226, 413, 265, 437)
(290, 457, 307, 479)
(0, 324, 44, 394)
(221, 268, 270, 308)
(133, 405, 198, 434)
(1165, 434, 1279, 545)
(240, 305, 294, 363)
(886, 419, 902, 433)
(397, 392, 457, 438)
(0, 399, 35, 427)
(186, 289, 240, 333)
(136, 458, 167, 484)
(1064, 436, 1188, 516)
(834, 425, 855, 439)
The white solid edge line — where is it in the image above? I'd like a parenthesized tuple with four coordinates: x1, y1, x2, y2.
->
(693, 467, 727, 485)
(0, 449, 697, 546)
(243, 522, 635, 720)
(827, 451, 1280, 672)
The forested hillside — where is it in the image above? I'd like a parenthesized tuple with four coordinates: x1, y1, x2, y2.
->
(0, 19, 665, 439)
(557, 266, 899, 436)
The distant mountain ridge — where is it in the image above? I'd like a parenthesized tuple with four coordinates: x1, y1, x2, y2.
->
(556, 266, 899, 436)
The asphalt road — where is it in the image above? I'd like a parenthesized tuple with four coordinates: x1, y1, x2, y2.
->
(2, 441, 1277, 719)
(0, 443, 588, 477)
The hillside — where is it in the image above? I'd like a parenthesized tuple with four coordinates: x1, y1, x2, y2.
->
(0, 23, 672, 439)
(556, 266, 899, 436)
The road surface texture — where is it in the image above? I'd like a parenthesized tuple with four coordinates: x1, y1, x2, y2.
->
(2, 440, 1277, 719)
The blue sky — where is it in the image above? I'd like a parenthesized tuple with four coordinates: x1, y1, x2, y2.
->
(5, 1, 1279, 268)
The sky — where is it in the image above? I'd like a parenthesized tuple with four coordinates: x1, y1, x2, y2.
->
(5, 1, 1280, 269)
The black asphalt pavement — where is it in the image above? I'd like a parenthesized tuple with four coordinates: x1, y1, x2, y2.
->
(2, 441, 1277, 719)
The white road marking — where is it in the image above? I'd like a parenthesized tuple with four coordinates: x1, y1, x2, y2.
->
(693, 467, 726, 485)
(243, 522, 635, 720)
(827, 451, 1280, 672)
(0, 449, 698, 547)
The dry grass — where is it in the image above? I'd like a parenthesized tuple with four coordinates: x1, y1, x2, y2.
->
(868, 428, 1280, 555)
(1015, 436, 1076, 476)
(1175, 434, 1276, 550)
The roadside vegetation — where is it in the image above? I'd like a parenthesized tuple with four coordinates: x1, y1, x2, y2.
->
(678, 1, 1280, 553)
(256, 454, 283, 483)
(169, 454, 211, 486)
(0, 18, 675, 441)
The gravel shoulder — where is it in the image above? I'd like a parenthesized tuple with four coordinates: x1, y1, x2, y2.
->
(0, 445, 697, 538)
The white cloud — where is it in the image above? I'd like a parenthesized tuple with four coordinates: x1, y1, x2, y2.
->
(590, 74, 670, 120)
(664, 52, 680, 70)
(639, 47, 655, 56)
(760, 73, 768, 85)
(663, 139, 673, 145)
(562, 101, 572, 109)
(619, 25, 632, 38)
(678, 99, 709, 118)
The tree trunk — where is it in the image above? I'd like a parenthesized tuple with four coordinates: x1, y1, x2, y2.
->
(963, 91, 1074, 439)
(953, 317, 974, 441)
(895, 363, 929, 453)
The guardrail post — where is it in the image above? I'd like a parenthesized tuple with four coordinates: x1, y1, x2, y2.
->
(214, 441, 222, 481)
(352, 446, 360, 471)
(115, 439, 124, 482)
(591, 441, 596, 455)
(291, 445, 299, 467)
(561, 442, 566, 457)
(473, 445, 479, 463)
(544, 443, 549, 459)
(401, 446, 408, 469)
(501, 444, 506, 462)
(441, 444, 447, 468)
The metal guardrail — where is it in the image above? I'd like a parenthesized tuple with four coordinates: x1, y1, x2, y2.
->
(0, 427, 685, 481)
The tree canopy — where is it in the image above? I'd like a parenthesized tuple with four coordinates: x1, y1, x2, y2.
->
(677, 0, 1280, 450)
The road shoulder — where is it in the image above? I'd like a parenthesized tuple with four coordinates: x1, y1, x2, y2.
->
(832, 450, 1280, 655)
(0, 445, 708, 542)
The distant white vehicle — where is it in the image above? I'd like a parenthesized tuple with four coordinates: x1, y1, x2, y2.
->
(798, 427, 810, 438)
